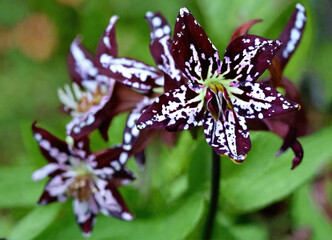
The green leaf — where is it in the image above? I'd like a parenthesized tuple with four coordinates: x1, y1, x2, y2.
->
(0, 166, 44, 207)
(213, 214, 269, 240)
(188, 137, 210, 192)
(221, 126, 332, 213)
(292, 184, 332, 240)
(196, 0, 292, 49)
(8, 204, 61, 240)
(36, 193, 205, 240)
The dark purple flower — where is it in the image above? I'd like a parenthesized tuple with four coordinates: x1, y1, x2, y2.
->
(31, 123, 134, 236)
(59, 16, 155, 142)
(137, 8, 300, 162)
(231, 4, 309, 168)
(113, 11, 183, 166)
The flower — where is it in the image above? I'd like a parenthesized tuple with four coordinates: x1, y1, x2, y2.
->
(231, 4, 309, 168)
(59, 16, 155, 142)
(31, 123, 134, 236)
(137, 7, 300, 162)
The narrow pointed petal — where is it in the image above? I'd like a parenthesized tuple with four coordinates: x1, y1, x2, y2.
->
(99, 55, 164, 92)
(96, 16, 119, 58)
(220, 35, 282, 82)
(94, 180, 134, 221)
(204, 112, 251, 162)
(111, 167, 136, 186)
(66, 82, 115, 141)
(122, 97, 153, 152)
(93, 146, 124, 170)
(37, 188, 68, 205)
(32, 123, 71, 164)
(98, 119, 112, 141)
(73, 199, 96, 237)
(230, 19, 262, 41)
(229, 81, 300, 119)
(32, 163, 61, 181)
(172, 7, 220, 82)
(276, 3, 306, 70)
(145, 12, 186, 89)
(136, 85, 206, 131)
(68, 37, 102, 87)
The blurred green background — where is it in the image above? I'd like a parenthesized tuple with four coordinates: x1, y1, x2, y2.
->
(0, 0, 332, 239)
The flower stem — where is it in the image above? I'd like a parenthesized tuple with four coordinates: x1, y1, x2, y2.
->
(203, 150, 220, 240)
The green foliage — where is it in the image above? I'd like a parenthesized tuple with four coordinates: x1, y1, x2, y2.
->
(292, 184, 332, 240)
(7, 203, 61, 240)
(221, 127, 332, 213)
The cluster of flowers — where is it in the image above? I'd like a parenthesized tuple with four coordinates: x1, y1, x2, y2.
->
(32, 4, 307, 236)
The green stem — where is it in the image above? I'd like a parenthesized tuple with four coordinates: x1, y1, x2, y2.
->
(203, 150, 220, 240)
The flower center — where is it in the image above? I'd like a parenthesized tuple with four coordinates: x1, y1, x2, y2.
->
(67, 158, 96, 201)
(203, 78, 235, 120)
(76, 85, 105, 113)
(68, 175, 93, 201)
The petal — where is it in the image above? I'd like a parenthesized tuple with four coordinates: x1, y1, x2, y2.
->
(93, 146, 125, 171)
(99, 55, 164, 93)
(93, 179, 134, 221)
(42, 175, 74, 199)
(32, 163, 60, 181)
(98, 119, 112, 141)
(111, 167, 136, 186)
(275, 4, 306, 70)
(73, 198, 96, 237)
(204, 112, 251, 162)
(68, 37, 102, 87)
(145, 12, 186, 89)
(66, 82, 115, 141)
(220, 35, 282, 82)
(136, 85, 206, 131)
(230, 19, 262, 41)
(96, 16, 119, 59)
(122, 97, 153, 152)
(228, 81, 300, 119)
(37, 188, 68, 205)
(32, 123, 71, 164)
(172, 7, 220, 82)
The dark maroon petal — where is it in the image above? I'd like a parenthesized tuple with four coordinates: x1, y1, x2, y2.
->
(73, 199, 96, 237)
(203, 112, 251, 162)
(93, 146, 124, 169)
(145, 12, 186, 89)
(145, 11, 172, 64)
(67, 37, 101, 87)
(172, 7, 220, 82)
(95, 181, 134, 221)
(98, 119, 112, 142)
(79, 214, 96, 237)
(37, 189, 67, 205)
(230, 81, 300, 119)
(96, 16, 119, 59)
(122, 97, 152, 152)
(275, 4, 306, 70)
(230, 19, 262, 41)
(136, 85, 206, 131)
(220, 35, 282, 82)
(32, 122, 70, 163)
(108, 83, 145, 117)
(112, 166, 136, 185)
(99, 56, 164, 93)
(290, 140, 303, 169)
